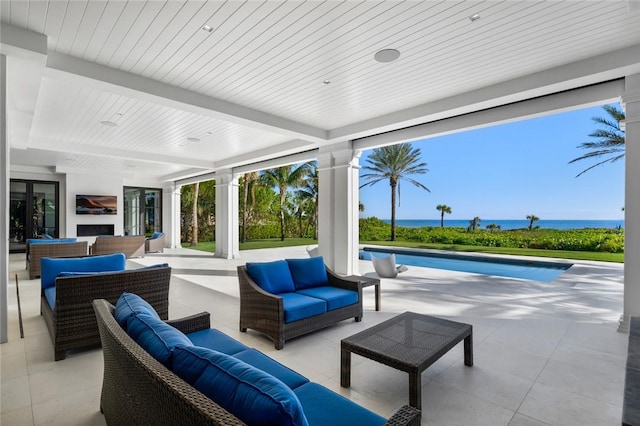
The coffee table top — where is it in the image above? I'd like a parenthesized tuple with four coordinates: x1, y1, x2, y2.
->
(341, 312, 472, 371)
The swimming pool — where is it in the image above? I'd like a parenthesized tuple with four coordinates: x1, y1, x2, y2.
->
(360, 249, 572, 282)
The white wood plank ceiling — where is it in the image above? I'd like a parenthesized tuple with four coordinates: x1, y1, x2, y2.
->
(2, 0, 640, 181)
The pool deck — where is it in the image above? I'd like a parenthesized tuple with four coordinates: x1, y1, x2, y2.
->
(1, 246, 626, 425)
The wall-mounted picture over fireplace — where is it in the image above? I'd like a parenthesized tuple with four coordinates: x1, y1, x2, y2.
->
(76, 195, 117, 215)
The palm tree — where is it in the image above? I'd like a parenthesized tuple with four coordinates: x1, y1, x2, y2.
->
(436, 204, 452, 228)
(569, 104, 625, 177)
(295, 163, 319, 239)
(361, 144, 430, 241)
(240, 172, 259, 243)
(486, 223, 501, 233)
(261, 162, 313, 241)
(527, 214, 539, 231)
(468, 216, 481, 231)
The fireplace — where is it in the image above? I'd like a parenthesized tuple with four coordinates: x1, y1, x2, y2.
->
(77, 224, 115, 237)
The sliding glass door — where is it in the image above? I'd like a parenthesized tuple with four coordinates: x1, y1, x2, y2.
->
(124, 187, 162, 237)
(9, 180, 59, 252)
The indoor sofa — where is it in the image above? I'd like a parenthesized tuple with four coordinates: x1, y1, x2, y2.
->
(40, 253, 171, 360)
(237, 256, 363, 349)
(90, 235, 146, 258)
(93, 294, 420, 426)
(26, 238, 88, 279)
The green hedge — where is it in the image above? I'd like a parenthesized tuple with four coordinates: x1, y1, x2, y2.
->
(359, 217, 624, 253)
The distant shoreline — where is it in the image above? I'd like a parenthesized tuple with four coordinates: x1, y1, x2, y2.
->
(380, 219, 624, 230)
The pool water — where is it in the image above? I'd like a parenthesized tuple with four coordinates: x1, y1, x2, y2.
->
(360, 249, 572, 282)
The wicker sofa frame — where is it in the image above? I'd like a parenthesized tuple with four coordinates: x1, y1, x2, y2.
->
(26, 241, 89, 279)
(93, 299, 421, 426)
(91, 235, 146, 258)
(42, 266, 171, 361)
(237, 265, 363, 350)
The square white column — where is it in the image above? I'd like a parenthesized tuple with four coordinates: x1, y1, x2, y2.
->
(317, 142, 360, 275)
(214, 170, 240, 259)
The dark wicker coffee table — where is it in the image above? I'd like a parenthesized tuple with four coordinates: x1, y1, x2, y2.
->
(340, 311, 473, 410)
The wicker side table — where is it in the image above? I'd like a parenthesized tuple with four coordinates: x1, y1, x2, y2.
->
(344, 275, 381, 311)
(340, 311, 473, 410)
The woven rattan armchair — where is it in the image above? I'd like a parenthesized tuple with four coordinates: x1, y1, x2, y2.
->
(237, 265, 363, 350)
(26, 241, 88, 279)
(91, 235, 146, 258)
(93, 299, 421, 426)
(42, 266, 171, 361)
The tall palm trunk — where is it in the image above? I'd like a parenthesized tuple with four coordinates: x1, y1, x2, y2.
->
(440, 211, 445, 228)
(191, 182, 199, 246)
(279, 185, 286, 241)
(390, 181, 397, 241)
(241, 176, 249, 243)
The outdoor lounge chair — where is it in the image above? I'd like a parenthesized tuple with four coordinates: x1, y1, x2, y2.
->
(370, 253, 408, 278)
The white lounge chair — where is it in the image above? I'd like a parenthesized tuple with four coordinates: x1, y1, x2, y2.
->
(370, 252, 408, 278)
(306, 246, 319, 257)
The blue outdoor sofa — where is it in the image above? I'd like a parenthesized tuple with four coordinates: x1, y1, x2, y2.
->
(237, 256, 364, 349)
(93, 293, 420, 425)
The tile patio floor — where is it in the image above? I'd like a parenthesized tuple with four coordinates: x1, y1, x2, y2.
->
(1, 246, 627, 425)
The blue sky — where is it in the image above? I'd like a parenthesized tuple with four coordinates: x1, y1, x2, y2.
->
(358, 103, 625, 220)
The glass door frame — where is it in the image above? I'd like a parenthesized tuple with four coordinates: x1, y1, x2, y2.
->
(9, 179, 60, 253)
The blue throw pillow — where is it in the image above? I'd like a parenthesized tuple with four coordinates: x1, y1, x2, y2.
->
(150, 232, 164, 239)
(172, 345, 309, 426)
(43, 234, 54, 239)
(246, 260, 295, 294)
(115, 292, 160, 327)
(126, 314, 191, 366)
(286, 257, 329, 290)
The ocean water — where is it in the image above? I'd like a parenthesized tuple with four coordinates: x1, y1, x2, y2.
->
(382, 219, 624, 230)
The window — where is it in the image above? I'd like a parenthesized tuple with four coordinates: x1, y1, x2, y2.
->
(124, 187, 162, 237)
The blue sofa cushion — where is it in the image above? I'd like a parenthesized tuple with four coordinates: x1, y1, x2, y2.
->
(246, 260, 295, 294)
(294, 382, 386, 426)
(44, 286, 56, 310)
(40, 253, 126, 289)
(280, 293, 326, 324)
(28, 238, 77, 245)
(115, 292, 160, 327)
(126, 314, 191, 366)
(172, 345, 309, 426)
(286, 257, 329, 290)
(186, 329, 249, 355)
(233, 348, 309, 390)
(296, 287, 358, 311)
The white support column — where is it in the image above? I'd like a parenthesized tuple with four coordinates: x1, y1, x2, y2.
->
(317, 142, 361, 275)
(169, 183, 182, 249)
(1, 54, 9, 343)
(620, 73, 640, 332)
(214, 170, 240, 259)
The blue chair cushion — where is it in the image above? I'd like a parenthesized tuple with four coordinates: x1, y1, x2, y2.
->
(280, 293, 326, 324)
(246, 260, 295, 295)
(296, 287, 358, 311)
(172, 345, 309, 426)
(150, 232, 164, 239)
(286, 257, 329, 290)
(186, 329, 249, 355)
(40, 253, 126, 289)
(44, 286, 56, 310)
(43, 234, 54, 239)
(28, 238, 76, 245)
(233, 349, 309, 390)
(115, 292, 160, 327)
(125, 314, 191, 366)
(294, 382, 386, 426)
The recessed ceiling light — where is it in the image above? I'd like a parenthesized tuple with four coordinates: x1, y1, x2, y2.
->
(374, 49, 400, 63)
(469, 13, 480, 22)
(202, 25, 214, 32)
(323, 80, 331, 85)
(100, 120, 118, 127)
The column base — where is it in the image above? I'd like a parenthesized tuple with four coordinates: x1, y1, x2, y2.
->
(618, 313, 630, 333)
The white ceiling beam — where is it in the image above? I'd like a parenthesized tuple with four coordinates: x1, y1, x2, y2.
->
(44, 52, 328, 143)
(26, 136, 215, 169)
(333, 44, 640, 143)
(354, 79, 624, 150)
(212, 138, 317, 171)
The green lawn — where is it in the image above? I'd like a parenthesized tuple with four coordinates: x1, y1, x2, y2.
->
(182, 238, 623, 263)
